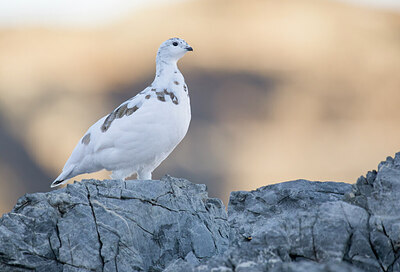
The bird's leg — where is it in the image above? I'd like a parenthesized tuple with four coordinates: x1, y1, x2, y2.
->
(137, 170, 152, 180)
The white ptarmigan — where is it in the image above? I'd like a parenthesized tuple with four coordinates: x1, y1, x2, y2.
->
(51, 38, 193, 187)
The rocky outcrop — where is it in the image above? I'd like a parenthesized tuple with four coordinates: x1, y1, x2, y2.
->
(0, 176, 229, 271)
(167, 180, 363, 272)
(2, 154, 400, 271)
(169, 154, 400, 272)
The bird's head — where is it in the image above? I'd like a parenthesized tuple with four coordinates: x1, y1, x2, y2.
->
(156, 38, 193, 63)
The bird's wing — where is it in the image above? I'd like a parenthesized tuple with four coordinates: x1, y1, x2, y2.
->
(62, 86, 154, 171)
(100, 94, 145, 132)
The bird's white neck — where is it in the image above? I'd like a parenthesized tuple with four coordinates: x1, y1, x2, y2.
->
(154, 57, 180, 81)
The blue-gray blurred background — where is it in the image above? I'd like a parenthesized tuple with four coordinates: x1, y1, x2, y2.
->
(1, 0, 400, 215)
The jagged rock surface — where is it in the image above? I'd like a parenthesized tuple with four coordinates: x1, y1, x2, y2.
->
(2, 154, 400, 272)
(169, 154, 400, 272)
(0, 176, 229, 272)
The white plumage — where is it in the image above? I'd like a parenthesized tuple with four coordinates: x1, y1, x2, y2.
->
(51, 38, 193, 187)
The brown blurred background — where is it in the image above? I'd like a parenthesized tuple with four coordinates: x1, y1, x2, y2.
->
(1, 0, 400, 215)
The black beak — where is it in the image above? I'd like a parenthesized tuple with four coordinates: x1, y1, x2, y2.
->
(186, 47, 193, 52)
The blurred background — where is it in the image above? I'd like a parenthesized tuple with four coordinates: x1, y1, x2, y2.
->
(1, 0, 400, 215)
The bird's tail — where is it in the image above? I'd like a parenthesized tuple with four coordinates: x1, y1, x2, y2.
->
(51, 165, 75, 188)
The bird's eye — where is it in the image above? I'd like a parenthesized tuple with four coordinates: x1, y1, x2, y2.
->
(173, 42, 178, 46)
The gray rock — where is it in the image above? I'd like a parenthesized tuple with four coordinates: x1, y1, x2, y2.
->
(171, 153, 400, 272)
(0, 176, 229, 271)
(3, 153, 400, 272)
(345, 153, 400, 271)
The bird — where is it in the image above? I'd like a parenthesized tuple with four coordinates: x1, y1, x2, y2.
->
(51, 38, 193, 187)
